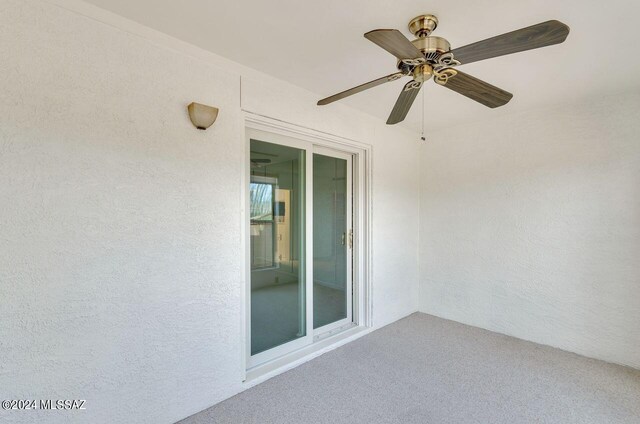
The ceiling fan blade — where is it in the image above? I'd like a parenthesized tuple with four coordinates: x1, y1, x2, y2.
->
(449, 20, 569, 65)
(438, 70, 512, 108)
(317, 72, 404, 105)
(387, 80, 422, 125)
(364, 29, 423, 60)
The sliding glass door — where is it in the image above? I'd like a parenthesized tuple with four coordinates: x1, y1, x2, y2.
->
(313, 150, 352, 332)
(248, 128, 354, 367)
(249, 139, 307, 357)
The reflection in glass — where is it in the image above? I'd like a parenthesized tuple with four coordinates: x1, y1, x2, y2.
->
(250, 139, 305, 355)
(250, 183, 273, 221)
(313, 154, 348, 329)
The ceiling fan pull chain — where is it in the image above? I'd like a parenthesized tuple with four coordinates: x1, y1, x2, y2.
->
(421, 86, 426, 142)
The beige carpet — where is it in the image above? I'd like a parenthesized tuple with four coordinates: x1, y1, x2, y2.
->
(180, 313, 640, 424)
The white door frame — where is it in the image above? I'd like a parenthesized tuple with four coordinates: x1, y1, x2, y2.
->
(242, 112, 373, 372)
(245, 128, 313, 368)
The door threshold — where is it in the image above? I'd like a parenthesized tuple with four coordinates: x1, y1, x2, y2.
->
(245, 325, 369, 384)
(314, 322, 357, 342)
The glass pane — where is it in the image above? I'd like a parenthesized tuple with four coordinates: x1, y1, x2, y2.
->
(249, 183, 273, 221)
(313, 153, 348, 329)
(250, 139, 306, 355)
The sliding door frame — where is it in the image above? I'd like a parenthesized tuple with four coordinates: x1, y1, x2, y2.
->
(312, 146, 354, 337)
(246, 129, 313, 368)
(242, 112, 373, 373)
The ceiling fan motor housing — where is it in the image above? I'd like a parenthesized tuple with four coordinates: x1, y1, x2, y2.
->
(396, 35, 451, 74)
(408, 14, 450, 60)
(397, 15, 452, 73)
(412, 36, 451, 62)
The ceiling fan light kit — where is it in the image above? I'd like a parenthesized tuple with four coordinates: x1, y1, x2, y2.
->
(317, 14, 570, 125)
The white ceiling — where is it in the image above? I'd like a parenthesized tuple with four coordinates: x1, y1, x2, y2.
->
(82, 0, 640, 132)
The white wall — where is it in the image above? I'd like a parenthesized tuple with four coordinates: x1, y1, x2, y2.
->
(0, 1, 420, 423)
(419, 91, 640, 369)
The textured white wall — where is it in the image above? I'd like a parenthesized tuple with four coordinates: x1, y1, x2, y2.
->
(419, 91, 640, 369)
(0, 1, 420, 423)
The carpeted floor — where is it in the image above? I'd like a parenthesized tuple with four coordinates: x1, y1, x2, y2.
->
(179, 313, 640, 424)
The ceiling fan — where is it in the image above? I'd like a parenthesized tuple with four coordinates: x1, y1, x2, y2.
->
(250, 158, 272, 168)
(317, 15, 569, 125)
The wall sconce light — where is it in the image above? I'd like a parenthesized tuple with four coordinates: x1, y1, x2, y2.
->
(187, 102, 219, 130)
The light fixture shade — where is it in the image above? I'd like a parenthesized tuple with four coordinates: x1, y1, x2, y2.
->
(188, 102, 219, 130)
